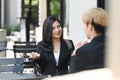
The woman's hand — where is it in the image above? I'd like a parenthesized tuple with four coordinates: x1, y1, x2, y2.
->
(71, 41, 88, 56)
(27, 52, 40, 59)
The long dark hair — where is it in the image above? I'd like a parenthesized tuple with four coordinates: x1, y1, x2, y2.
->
(42, 16, 63, 52)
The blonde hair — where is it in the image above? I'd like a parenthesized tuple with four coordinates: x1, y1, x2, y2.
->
(82, 8, 108, 27)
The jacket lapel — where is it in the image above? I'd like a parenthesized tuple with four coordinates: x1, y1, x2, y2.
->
(58, 40, 67, 66)
(50, 51, 56, 66)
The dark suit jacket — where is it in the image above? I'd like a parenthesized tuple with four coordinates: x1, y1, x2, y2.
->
(35, 39, 74, 76)
(70, 34, 105, 73)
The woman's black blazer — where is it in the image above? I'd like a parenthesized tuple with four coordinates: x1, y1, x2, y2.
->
(35, 39, 74, 76)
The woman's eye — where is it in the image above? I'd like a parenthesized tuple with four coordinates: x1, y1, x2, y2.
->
(57, 25, 61, 28)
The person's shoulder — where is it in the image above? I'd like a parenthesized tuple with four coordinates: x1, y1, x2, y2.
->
(63, 39, 74, 49)
(37, 41, 43, 47)
(63, 39, 74, 45)
(37, 41, 41, 44)
(63, 39, 73, 42)
(37, 41, 42, 44)
(37, 41, 45, 52)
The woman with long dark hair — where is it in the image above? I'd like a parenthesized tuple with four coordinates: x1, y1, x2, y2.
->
(30, 16, 74, 76)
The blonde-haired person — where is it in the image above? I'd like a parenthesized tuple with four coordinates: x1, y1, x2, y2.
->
(70, 8, 108, 73)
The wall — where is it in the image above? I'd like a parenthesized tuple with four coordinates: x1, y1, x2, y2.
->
(106, 0, 120, 80)
(5, 0, 19, 26)
(35, 0, 47, 43)
(1, 0, 4, 27)
(0, 29, 6, 57)
(69, 0, 97, 45)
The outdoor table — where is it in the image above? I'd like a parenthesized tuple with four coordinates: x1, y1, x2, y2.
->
(0, 73, 46, 80)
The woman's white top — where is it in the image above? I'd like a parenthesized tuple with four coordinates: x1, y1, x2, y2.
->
(54, 51, 60, 66)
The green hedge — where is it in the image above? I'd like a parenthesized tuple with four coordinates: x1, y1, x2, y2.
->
(1, 25, 20, 36)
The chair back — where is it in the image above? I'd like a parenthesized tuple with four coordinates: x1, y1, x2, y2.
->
(0, 58, 24, 73)
(0, 41, 7, 51)
(13, 43, 37, 74)
(13, 45, 37, 54)
(14, 41, 36, 45)
(13, 41, 37, 58)
(13, 45, 37, 66)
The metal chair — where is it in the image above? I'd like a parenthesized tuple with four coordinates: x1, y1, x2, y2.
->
(13, 41, 36, 58)
(14, 41, 36, 45)
(13, 43, 38, 74)
(13, 45, 37, 58)
(0, 58, 24, 73)
(0, 41, 7, 55)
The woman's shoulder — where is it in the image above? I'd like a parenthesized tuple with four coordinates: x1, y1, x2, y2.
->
(37, 41, 45, 53)
(63, 39, 73, 42)
(37, 41, 43, 47)
(37, 41, 42, 44)
(63, 39, 74, 50)
(63, 39, 73, 44)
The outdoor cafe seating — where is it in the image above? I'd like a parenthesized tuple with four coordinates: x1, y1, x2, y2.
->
(0, 57, 46, 80)
(0, 41, 47, 79)
(0, 41, 7, 54)
(13, 41, 41, 75)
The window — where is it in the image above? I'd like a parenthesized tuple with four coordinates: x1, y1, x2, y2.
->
(22, 0, 39, 27)
(21, 0, 39, 41)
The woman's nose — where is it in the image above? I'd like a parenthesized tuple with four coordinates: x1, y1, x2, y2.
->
(55, 28, 59, 31)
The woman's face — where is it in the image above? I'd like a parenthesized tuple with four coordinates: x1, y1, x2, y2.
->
(52, 21, 62, 39)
